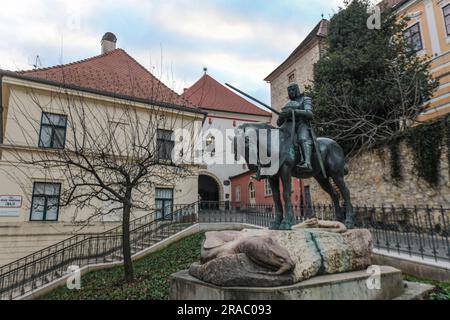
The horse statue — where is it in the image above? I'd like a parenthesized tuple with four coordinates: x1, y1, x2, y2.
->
(234, 122, 354, 230)
(228, 83, 354, 231)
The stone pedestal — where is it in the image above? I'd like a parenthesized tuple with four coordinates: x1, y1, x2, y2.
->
(170, 266, 406, 300)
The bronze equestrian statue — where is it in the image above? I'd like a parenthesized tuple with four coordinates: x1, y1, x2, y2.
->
(228, 83, 355, 231)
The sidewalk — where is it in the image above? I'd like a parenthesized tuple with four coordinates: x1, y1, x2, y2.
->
(373, 248, 450, 270)
(373, 248, 450, 283)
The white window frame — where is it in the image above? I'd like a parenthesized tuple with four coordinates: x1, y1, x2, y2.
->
(264, 179, 272, 197)
(235, 186, 241, 202)
(248, 182, 256, 201)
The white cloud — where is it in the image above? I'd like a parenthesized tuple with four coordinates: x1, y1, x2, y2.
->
(131, 46, 278, 93)
(0, 0, 101, 70)
(144, 1, 308, 50)
(0, 0, 347, 101)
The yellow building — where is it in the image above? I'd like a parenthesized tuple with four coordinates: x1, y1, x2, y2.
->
(0, 33, 204, 266)
(390, 0, 450, 121)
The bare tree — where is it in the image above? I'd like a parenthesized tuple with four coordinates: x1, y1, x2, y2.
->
(314, 63, 431, 155)
(1, 71, 201, 283)
(310, 2, 438, 156)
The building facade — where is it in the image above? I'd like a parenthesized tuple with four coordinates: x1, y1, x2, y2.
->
(389, 0, 450, 122)
(263, 19, 329, 207)
(264, 19, 329, 121)
(182, 74, 272, 204)
(0, 34, 204, 266)
(229, 171, 310, 213)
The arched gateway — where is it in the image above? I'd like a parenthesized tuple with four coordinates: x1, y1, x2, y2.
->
(198, 173, 222, 203)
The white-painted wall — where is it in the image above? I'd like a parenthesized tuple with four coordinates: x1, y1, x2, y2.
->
(200, 109, 271, 201)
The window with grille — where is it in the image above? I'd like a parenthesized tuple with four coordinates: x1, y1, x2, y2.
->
(39, 112, 67, 149)
(403, 23, 423, 52)
(444, 4, 450, 36)
(30, 182, 61, 221)
(157, 129, 174, 161)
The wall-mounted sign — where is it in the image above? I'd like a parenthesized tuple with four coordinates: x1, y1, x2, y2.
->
(0, 195, 22, 217)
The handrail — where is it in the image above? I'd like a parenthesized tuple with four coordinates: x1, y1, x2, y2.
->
(0, 202, 199, 299)
(1, 201, 448, 299)
(0, 203, 193, 276)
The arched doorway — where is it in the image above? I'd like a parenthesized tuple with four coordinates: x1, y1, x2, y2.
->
(198, 174, 220, 203)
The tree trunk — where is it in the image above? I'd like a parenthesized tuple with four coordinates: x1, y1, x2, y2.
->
(122, 201, 134, 283)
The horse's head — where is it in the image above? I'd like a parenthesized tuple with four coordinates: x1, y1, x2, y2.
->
(230, 123, 261, 166)
(229, 123, 277, 173)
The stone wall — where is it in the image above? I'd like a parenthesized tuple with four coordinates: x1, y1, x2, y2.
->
(269, 41, 323, 126)
(309, 140, 450, 207)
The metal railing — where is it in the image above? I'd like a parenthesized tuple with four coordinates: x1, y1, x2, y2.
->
(0, 203, 198, 300)
(355, 205, 450, 262)
(198, 201, 450, 263)
(1, 200, 449, 300)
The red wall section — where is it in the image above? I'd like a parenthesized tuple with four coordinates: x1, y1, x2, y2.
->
(230, 172, 304, 206)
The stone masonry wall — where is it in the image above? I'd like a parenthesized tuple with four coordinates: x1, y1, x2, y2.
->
(309, 140, 450, 207)
(270, 42, 322, 126)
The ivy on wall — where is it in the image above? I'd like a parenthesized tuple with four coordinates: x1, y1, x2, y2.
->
(406, 120, 443, 187)
(389, 137, 403, 183)
(384, 116, 449, 188)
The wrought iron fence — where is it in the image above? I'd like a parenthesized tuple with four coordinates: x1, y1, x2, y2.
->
(0, 203, 198, 300)
(1, 200, 448, 300)
(198, 201, 450, 263)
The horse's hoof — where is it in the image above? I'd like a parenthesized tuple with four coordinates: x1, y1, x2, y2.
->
(345, 219, 355, 230)
(279, 221, 293, 231)
(270, 222, 281, 230)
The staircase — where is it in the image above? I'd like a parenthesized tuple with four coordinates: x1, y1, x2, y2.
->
(0, 203, 198, 300)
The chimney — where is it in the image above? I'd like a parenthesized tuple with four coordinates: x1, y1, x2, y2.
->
(101, 32, 117, 54)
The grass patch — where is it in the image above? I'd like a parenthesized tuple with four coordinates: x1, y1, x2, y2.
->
(404, 275, 450, 300)
(43, 233, 205, 300)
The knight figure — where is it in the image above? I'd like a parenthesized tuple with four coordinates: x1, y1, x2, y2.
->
(277, 83, 314, 172)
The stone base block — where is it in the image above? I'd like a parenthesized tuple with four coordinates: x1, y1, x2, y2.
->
(170, 266, 405, 300)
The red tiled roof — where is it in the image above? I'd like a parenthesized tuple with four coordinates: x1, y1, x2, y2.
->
(182, 74, 271, 117)
(17, 49, 197, 110)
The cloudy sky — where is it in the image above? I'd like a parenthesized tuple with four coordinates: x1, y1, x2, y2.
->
(0, 0, 346, 103)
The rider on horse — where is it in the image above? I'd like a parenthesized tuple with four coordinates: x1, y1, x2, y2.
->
(253, 83, 314, 181)
(277, 83, 314, 173)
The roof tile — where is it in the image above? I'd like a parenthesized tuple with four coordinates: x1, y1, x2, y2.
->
(18, 49, 196, 110)
(182, 74, 271, 117)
